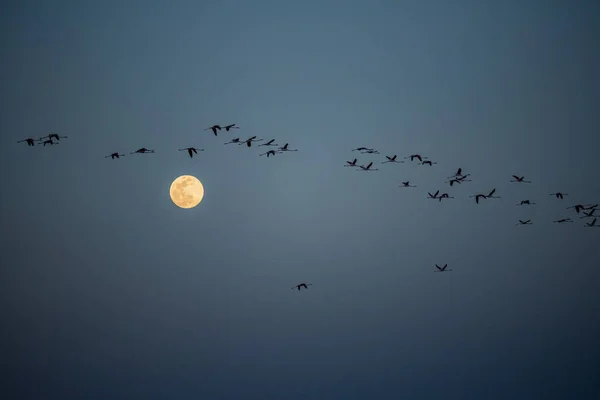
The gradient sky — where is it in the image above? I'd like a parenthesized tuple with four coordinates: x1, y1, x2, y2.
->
(1, 0, 600, 398)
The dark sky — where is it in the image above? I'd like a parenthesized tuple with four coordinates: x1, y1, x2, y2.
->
(2, 0, 600, 398)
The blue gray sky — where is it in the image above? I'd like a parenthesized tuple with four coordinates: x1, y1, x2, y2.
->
(1, 0, 600, 398)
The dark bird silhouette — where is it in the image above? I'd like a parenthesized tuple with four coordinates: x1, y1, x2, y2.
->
(517, 200, 536, 206)
(105, 152, 125, 159)
(224, 124, 239, 131)
(40, 133, 67, 141)
(17, 138, 36, 146)
(584, 218, 599, 228)
(469, 194, 487, 204)
(351, 147, 373, 152)
(344, 158, 359, 167)
(400, 181, 416, 188)
(258, 139, 278, 147)
(419, 160, 437, 166)
(358, 162, 379, 171)
(360, 149, 379, 154)
(292, 283, 313, 291)
(178, 147, 204, 158)
(279, 143, 298, 152)
(204, 125, 222, 136)
(382, 155, 403, 164)
(40, 139, 58, 146)
(404, 154, 427, 162)
(427, 190, 440, 199)
(448, 167, 466, 179)
(239, 136, 263, 147)
(549, 192, 568, 199)
(567, 204, 591, 214)
(517, 220, 532, 225)
(434, 264, 451, 272)
(260, 150, 282, 158)
(510, 175, 531, 183)
(438, 193, 454, 202)
(553, 218, 573, 223)
(224, 138, 241, 145)
(130, 148, 155, 154)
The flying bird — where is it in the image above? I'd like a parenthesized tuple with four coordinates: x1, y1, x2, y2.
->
(486, 188, 500, 199)
(40, 139, 58, 146)
(105, 152, 125, 159)
(279, 143, 298, 152)
(351, 147, 373, 152)
(510, 175, 531, 183)
(516, 220, 532, 225)
(404, 154, 427, 162)
(419, 160, 437, 166)
(239, 136, 263, 147)
(260, 150, 282, 158)
(427, 190, 440, 199)
(292, 283, 313, 291)
(517, 200, 536, 206)
(258, 139, 278, 147)
(580, 209, 598, 219)
(17, 138, 36, 146)
(360, 149, 379, 154)
(344, 158, 359, 167)
(224, 124, 239, 131)
(224, 138, 241, 145)
(549, 192, 568, 199)
(382, 155, 403, 164)
(40, 133, 67, 141)
(130, 148, 154, 154)
(566, 204, 591, 214)
(553, 218, 573, 223)
(178, 147, 204, 158)
(438, 193, 454, 202)
(204, 125, 222, 136)
(469, 194, 487, 204)
(434, 264, 451, 272)
(400, 181, 416, 188)
(358, 162, 379, 171)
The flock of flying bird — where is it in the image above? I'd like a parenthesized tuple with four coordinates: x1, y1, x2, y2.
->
(16, 127, 598, 288)
(344, 146, 600, 237)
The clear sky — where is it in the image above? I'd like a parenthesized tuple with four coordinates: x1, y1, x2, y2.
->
(1, 0, 600, 398)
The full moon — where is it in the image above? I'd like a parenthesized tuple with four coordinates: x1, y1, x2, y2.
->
(169, 175, 204, 209)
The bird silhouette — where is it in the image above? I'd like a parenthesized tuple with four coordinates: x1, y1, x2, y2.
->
(419, 160, 437, 166)
(427, 190, 440, 199)
(292, 283, 313, 291)
(358, 162, 379, 171)
(279, 143, 298, 152)
(40, 139, 58, 146)
(130, 148, 154, 154)
(239, 136, 263, 147)
(404, 154, 427, 162)
(517, 200, 536, 206)
(204, 125, 222, 136)
(400, 181, 416, 188)
(517, 220, 533, 225)
(260, 150, 282, 158)
(258, 139, 278, 147)
(224, 124, 239, 131)
(382, 155, 403, 164)
(553, 218, 573, 223)
(40, 133, 67, 141)
(345, 159, 359, 167)
(17, 138, 36, 146)
(178, 147, 204, 158)
(549, 192, 568, 199)
(105, 152, 125, 159)
(224, 138, 241, 145)
(584, 218, 599, 228)
(510, 175, 531, 183)
(434, 264, 451, 272)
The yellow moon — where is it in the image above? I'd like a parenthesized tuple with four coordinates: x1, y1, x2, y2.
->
(169, 175, 204, 209)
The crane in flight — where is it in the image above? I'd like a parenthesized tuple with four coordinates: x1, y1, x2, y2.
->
(279, 143, 298, 152)
(130, 148, 154, 154)
(178, 147, 204, 158)
(427, 190, 440, 199)
(404, 154, 427, 162)
(351, 147, 373, 152)
(434, 264, 451, 272)
(239, 136, 263, 147)
(516, 220, 533, 225)
(40, 139, 58, 146)
(419, 160, 437, 166)
(292, 282, 313, 291)
(358, 162, 379, 171)
(382, 155, 403, 164)
(360, 149, 379, 154)
(438, 193, 454, 202)
(344, 158, 359, 167)
(580, 209, 598, 219)
(517, 200, 536, 206)
(105, 152, 125, 159)
(469, 193, 487, 204)
(17, 138, 36, 146)
(566, 204, 593, 214)
(258, 139, 278, 147)
(510, 175, 531, 183)
(259, 150, 282, 158)
(224, 138, 241, 145)
(224, 124, 239, 131)
(400, 181, 416, 188)
(204, 125, 222, 136)
(40, 133, 67, 141)
(553, 218, 573, 223)
(549, 192, 568, 199)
